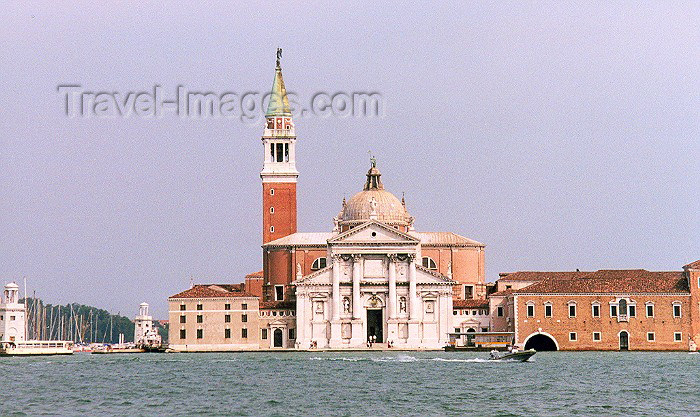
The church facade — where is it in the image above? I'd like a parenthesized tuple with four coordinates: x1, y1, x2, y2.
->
(167, 52, 488, 351)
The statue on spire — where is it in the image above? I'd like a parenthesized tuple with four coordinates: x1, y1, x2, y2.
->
(368, 150, 376, 168)
(276, 48, 282, 67)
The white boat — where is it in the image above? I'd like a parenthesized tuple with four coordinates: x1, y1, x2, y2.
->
(0, 340, 74, 356)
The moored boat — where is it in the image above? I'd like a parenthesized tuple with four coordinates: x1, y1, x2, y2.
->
(0, 340, 74, 356)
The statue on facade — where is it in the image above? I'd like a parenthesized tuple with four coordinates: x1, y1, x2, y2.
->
(343, 297, 351, 314)
(399, 297, 407, 313)
(296, 263, 302, 278)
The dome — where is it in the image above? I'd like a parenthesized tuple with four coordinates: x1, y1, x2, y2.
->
(4, 282, 19, 290)
(336, 163, 413, 230)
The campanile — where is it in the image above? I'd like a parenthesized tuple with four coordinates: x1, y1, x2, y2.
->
(260, 49, 298, 244)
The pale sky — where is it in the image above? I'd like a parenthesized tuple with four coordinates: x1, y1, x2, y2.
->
(1, 2, 698, 318)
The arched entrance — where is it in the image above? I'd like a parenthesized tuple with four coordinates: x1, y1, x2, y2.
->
(273, 329, 283, 348)
(466, 328, 476, 347)
(619, 331, 629, 351)
(524, 333, 558, 351)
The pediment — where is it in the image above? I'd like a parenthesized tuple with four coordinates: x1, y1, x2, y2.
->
(415, 265, 455, 285)
(328, 221, 420, 245)
(294, 266, 332, 286)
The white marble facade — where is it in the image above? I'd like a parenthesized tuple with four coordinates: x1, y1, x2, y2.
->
(294, 221, 454, 349)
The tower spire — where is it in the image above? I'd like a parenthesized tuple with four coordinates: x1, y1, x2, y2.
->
(266, 48, 292, 117)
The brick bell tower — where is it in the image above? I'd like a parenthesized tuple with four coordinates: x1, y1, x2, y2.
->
(261, 48, 298, 245)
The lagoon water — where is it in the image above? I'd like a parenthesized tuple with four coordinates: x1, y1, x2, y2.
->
(2, 351, 698, 416)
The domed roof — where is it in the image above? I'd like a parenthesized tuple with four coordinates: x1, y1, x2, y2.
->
(337, 163, 413, 227)
(4, 282, 19, 290)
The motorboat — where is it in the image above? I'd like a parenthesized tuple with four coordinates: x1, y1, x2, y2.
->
(488, 349, 536, 361)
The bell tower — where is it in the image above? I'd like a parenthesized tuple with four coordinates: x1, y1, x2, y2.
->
(261, 48, 298, 244)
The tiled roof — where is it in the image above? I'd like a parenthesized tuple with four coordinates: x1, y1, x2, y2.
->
(245, 270, 263, 278)
(169, 284, 257, 299)
(498, 271, 589, 281)
(263, 232, 334, 247)
(514, 270, 688, 294)
(684, 260, 700, 270)
(415, 232, 484, 247)
(260, 300, 296, 309)
(453, 299, 489, 308)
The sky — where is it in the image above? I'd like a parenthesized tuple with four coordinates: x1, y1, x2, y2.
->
(1, 2, 698, 319)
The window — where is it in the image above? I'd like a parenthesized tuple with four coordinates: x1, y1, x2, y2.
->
(180, 329, 186, 339)
(196, 329, 203, 339)
(180, 304, 186, 311)
(311, 257, 327, 271)
(270, 226, 274, 233)
(270, 207, 274, 214)
(592, 332, 601, 341)
(275, 285, 284, 301)
(225, 314, 231, 323)
(674, 332, 682, 342)
(647, 332, 655, 342)
(270, 188, 275, 195)
(526, 303, 535, 317)
(568, 303, 577, 318)
(592, 304, 600, 318)
(673, 303, 682, 318)
(242, 303, 247, 310)
(288, 328, 296, 340)
(225, 303, 231, 310)
(179, 315, 186, 324)
(544, 304, 552, 318)
(481, 327, 488, 332)
(569, 332, 577, 341)
(196, 303, 203, 311)
(646, 303, 655, 317)
(262, 329, 268, 339)
(463, 285, 474, 299)
(505, 285, 512, 290)
(196, 315, 203, 323)
(453, 310, 457, 315)
(225, 328, 231, 339)
(454, 328, 460, 333)
(276, 143, 284, 162)
(628, 305, 636, 317)
(422, 257, 437, 270)
(241, 328, 248, 338)
(9, 316, 15, 321)
(497, 306, 504, 317)
(242, 314, 248, 323)
(610, 305, 617, 317)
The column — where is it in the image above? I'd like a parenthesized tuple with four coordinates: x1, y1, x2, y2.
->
(407, 254, 420, 346)
(352, 254, 362, 319)
(388, 254, 397, 319)
(332, 255, 341, 321)
(350, 254, 364, 346)
(409, 255, 418, 319)
(296, 292, 306, 349)
(330, 255, 342, 347)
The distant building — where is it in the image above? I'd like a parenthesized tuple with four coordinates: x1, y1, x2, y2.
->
(134, 302, 162, 347)
(491, 261, 700, 351)
(0, 282, 25, 342)
(168, 285, 260, 351)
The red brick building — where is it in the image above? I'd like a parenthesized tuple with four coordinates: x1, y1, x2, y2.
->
(491, 262, 700, 351)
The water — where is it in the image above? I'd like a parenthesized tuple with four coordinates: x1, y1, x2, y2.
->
(1, 351, 698, 416)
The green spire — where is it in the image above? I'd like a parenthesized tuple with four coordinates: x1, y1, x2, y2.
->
(266, 48, 292, 117)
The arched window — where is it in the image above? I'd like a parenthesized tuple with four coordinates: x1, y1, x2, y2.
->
(422, 257, 437, 270)
(618, 299, 628, 316)
(311, 257, 327, 271)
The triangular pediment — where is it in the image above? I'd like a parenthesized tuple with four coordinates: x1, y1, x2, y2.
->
(293, 266, 332, 286)
(328, 221, 420, 244)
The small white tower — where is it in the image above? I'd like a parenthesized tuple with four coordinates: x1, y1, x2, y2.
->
(1, 282, 26, 342)
(134, 302, 161, 347)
